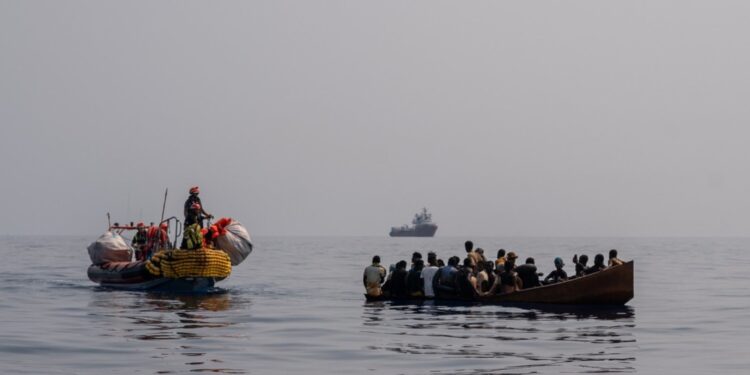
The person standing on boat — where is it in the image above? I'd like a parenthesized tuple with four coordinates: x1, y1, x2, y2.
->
(363, 255, 387, 297)
(184, 186, 213, 228)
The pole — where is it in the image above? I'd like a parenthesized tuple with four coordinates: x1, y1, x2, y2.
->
(160, 188, 168, 224)
(107, 212, 111, 230)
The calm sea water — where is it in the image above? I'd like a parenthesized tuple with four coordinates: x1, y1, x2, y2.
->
(1, 236, 748, 374)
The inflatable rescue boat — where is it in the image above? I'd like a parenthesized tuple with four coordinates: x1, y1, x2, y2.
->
(87, 218, 252, 293)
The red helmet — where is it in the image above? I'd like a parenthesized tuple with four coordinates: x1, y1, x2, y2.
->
(136, 222, 145, 228)
(160, 222, 168, 230)
(191, 203, 201, 211)
(189, 186, 200, 194)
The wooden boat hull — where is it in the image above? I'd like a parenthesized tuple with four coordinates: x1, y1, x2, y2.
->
(365, 261, 634, 306)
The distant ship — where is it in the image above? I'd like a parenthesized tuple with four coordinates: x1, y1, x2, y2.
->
(389, 208, 438, 237)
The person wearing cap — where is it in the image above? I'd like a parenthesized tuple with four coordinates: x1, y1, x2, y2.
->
(505, 251, 519, 269)
(544, 257, 568, 284)
(363, 255, 387, 297)
(132, 222, 148, 260)
(184, 186, 212, 227)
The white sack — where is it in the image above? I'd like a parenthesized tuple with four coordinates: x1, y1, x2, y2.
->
(215, 221, 253, 266)
(87, 231, 133, 265)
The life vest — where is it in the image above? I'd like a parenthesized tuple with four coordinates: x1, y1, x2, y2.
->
(184, 223, 204, 250)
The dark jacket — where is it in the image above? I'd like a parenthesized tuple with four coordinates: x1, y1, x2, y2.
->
(515, 264, 541, 289)
(406, 269, 423, 295)
(389, 268, 409, 298)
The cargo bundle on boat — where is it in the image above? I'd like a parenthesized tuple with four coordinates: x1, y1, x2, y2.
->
(365, 261, 634, 306)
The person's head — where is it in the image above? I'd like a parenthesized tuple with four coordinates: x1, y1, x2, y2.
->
(427, 252, 437, 266)
(554, 257, 564, 269)
(463, 257, 474, 270)
(525, 257, 535, 265)
(464, 240, 473, 252)
(372, 255, 381, 264)
(497, 249, 506, 259)
(160, 222, 168, 231)
(437, 259, 445, 267)
(476, 248, 484, 257)
(189, 186, 200, 195)
(506, 251, 518, 264)
(504, 261, 514, 272)
(484, 261, 495, 273)
(396, 260, 407, 270)
(412, 251, 422, 263)
(609, 249, 618, 259)
(448, 256, 459, 267)
(579, 254, 589, 265)
(414, 259, 424, 271)
(594, 253, 605, 266)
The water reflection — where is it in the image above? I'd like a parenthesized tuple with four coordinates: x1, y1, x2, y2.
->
(361, 302, 636, 373)
(88, 290, 251, 374)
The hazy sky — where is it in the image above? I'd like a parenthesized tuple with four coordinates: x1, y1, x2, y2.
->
(2, 1, 749, 236)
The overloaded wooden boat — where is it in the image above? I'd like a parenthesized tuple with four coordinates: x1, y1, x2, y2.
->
(365, 261, 634, 306)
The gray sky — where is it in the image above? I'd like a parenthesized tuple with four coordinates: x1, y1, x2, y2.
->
(2, 1, 749, 236)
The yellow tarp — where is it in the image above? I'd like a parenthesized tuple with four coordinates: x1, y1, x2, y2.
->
(146, 248, 232, 279)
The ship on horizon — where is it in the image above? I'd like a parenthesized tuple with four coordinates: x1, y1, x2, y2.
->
(389, 208, 438, 237)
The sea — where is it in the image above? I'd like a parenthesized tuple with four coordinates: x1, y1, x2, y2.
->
(1, 235, 748, 374)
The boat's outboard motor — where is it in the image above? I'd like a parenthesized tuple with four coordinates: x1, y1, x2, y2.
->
(87, 231, 133, 265)
(214, 219, 253, 266)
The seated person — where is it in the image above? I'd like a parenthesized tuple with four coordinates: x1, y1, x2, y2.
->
(407, 260, 425, 297)
(484, 261, 522, 295)
(476, 261, 494, 293)
(495, 249, 506, 268)
(421, 252, 440, 298)
(573, 254, 589, 277)
(389, 260, 409, 298)
(456, 258, 480, 298)
(586, 254, 607, 274)
(363, 255, 387, 297)
(544, 257, 568, 284)
(515, 257, 541, 289)
(434, 256, 460, 297)
(608, 249, 624, 267)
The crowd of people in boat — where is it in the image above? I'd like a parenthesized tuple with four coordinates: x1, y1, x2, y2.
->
(363, 240, 626, 299)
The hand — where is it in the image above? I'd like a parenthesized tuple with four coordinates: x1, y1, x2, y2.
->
(207, 214, 214, 219)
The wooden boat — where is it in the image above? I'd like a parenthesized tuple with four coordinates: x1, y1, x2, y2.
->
(365, 261, 634, 306)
